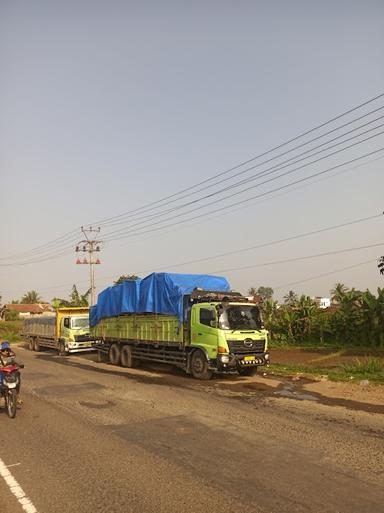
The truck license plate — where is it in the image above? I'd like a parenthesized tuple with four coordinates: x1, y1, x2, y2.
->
(244, 356, 255, 362)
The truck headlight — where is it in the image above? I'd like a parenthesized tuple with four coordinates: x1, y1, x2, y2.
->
(265, 353, 269, 361)
(220, 355, 230, 363)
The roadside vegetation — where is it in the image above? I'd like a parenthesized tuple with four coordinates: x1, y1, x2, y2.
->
(256, 284, 384, 348)
(0, 320, 22, 343)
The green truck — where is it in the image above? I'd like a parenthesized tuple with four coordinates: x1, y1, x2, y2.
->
(91, 273, 269, 379)
(22, 307, 93, 355)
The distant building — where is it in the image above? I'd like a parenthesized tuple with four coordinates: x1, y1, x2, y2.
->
(313, 297, 331, 309)
(0, 303, 54, 320)
(246, 295, 264, 304)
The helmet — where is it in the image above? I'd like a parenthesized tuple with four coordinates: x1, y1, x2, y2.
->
(1, 341, 10, 350)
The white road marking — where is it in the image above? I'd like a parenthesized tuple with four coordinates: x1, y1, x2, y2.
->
(6, 463, 21, 468)
(0, 456, 38, 513)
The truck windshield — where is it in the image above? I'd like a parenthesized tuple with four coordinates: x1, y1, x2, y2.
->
(71, 317, 89, 329)
(218, 305, 262, 330)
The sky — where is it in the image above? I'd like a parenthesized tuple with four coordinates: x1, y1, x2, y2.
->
(0, 0, 383, 304)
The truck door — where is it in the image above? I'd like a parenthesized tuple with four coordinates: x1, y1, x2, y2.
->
(61, 317, 71, 340)
(191, 306, 218, 355)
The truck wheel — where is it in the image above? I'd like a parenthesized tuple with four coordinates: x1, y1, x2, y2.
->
(28, 338, 34, 351)
(109, 344, 121, 366)
(97, 350, 107, 363)
(238, 366, 258, 377)
(120, 345, 136, 368)
(190, 350, 213, 380)
(33, 339, 40, 352)
(58, 342, 68, 356)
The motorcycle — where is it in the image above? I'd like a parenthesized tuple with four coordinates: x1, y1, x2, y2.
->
(0, 360, 23, 418)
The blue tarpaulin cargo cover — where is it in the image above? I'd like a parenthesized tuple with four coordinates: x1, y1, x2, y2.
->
(90, 272, 230, 327)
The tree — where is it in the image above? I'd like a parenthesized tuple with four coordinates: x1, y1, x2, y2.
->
(4, 310, 19, 321)
(378, 256, 384, 275)
(283, 290, 298, 306)
(330, 283, 348, 304)
(248, 287, 257, 296)
(114, 274, 140, 285)
(20, 290, 42, 304)
(52, 285, 91, 308)
(256, 286, 274, 301)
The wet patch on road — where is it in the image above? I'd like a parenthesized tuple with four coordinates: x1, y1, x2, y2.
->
(216, 377, 384, 414)
(79, 399, 116, 409)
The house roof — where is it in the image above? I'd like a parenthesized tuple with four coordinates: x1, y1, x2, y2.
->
(5, 303, 53, 314)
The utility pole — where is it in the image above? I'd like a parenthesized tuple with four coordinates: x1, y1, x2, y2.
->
(75, 226, 102, 306)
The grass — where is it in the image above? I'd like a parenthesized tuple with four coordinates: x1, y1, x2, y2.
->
(342, 357, 383, 375)
(269, 359, 384, 385)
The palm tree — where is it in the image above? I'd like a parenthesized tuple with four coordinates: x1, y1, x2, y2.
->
(330, 283, 348, 304)
(283, 290, 298, 306)
(21, 290, 42, 304)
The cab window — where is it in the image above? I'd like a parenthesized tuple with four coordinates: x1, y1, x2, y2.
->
(199, 308, 215, 326)
(63, 318, 70, 329)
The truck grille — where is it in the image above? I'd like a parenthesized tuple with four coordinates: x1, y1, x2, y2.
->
(227, 339, 265, 354)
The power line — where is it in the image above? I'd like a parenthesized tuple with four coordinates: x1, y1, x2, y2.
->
(146, 213, 383, 271)
(97, 115, 384, 232)
(90, 92, 384, 227)
(101, 146, 384, 243)
(208, 242, 384, 275)
(96, 105, 384, 229)
(2, 94, 383, 263)
(2, 144, 383, 267)
(3, 211, 381, 296)
(111, 154, 383, 249)
(0, 229, 79, 261)
(273, 258, 378, 291)
(99, 122, 384, 238)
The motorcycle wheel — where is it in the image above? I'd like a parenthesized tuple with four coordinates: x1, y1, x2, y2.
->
(5, 389, 17, 418)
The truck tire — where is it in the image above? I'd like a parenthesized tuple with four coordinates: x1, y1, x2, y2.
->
(120, 345, 137, 368)
(109, 343, 121, 366)
(238, 366, 258, 377)
(28, 338, 34, 351)
(190, 350, 213, 380)
(33, 338, 40, 352)
(58, 341, 68, 356)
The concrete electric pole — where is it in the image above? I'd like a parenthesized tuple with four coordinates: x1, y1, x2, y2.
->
(75, 226, 102, 306)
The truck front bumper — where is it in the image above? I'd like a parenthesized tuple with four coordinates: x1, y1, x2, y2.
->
(215, 352, 269, 371)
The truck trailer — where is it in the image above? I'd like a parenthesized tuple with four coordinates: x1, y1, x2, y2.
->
(91, 273, 269, 379)
(22, 307, 94, 355)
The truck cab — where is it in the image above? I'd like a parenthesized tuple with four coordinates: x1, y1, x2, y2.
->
(189, 295, 269, 377)
(57, 309, 93, 354)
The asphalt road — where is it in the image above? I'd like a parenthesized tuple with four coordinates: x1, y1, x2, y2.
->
(0, 346, 383, 513)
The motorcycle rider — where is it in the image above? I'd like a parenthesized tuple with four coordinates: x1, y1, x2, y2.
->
(0, 341, 22, 404)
